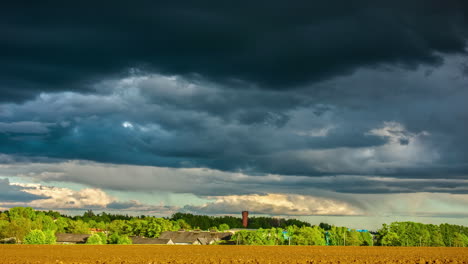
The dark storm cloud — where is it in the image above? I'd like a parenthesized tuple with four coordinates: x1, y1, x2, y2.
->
(1, 0, 468, 101)
(1, 0, 468, 201)
(1, 55, 468, 182)
(0, 178, 49, 202)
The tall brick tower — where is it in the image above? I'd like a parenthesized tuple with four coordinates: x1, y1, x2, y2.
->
(242, 211, 249, 228)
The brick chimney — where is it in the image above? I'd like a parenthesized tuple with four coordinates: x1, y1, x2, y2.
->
(242, 211, 249, 228)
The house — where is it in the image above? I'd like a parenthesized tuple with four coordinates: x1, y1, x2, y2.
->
(159, 231, 232, 245)
(55, 233, 91, 244)
(89, 228, 106, 234)
(0, 237, 16, 244)
(130, 236, 174, 245)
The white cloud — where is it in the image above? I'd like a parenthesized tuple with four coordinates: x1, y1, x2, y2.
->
(122, 121, 134, 129)
(10, 183, 115, 209)
(185, 193, 362, 216)
(1, 181, 181, 216)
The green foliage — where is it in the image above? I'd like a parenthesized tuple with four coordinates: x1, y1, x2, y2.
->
(290, 226, 325, 246)
(0, 213, 8, 221)
(7, 218, 32, 242)
(54, 217, 68, 233)
(375, 221, 468, 247)
(67, 220, 90, 234)
(8, 207, 36, 221)
(1, 207, 468, 247)
(319, 223, 332, 231)
(232, 228, 287, 245)
(86, 234, 103, 245)
(117, 235, 132, 245)
(107, 232, 120, 244)
(24, 229, 46, 244)
(176, 219, 191, 230)
(345, 230, 362, 246)
(96, 232, 107, 244)
(44, 230, 56, 244)
(381, 232, 400, 246)
(360, 231, 373, 246)
(327, 226, 347, 246)
(453, 232, 468, 247)
(218, 223, 230, 231)
(107, 232, 132, 244)
(0, 220, 9, 239)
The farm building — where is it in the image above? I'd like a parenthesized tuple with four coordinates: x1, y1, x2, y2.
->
(55, 233, 90, 244)
(158, 231, 232, 245)
(0, 237, 16, 244)
(130, 236, 174, 245)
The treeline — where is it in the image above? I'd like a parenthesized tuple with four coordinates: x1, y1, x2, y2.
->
(375, 222, 468, 247)
(0, 207, 185, 244)
(171, 212, 311, 230)
(232, 226, 373, 246)
(0, 207, 467, 247)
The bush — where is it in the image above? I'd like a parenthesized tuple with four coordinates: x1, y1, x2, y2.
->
(24, 230, 46, 244)
(219, 224, 230, 231)
(96, 232, 107, 244)
(44, 230, 56, 244)
(86, 234, 103, 245)
(108, 233, 132, 244)
(108, 232, 119, 244)
(117, 235, 132, 245)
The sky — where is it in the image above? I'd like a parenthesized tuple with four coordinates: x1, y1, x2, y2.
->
(1, 1, 468, 230)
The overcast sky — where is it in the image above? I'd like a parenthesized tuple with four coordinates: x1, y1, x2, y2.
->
(1, 1, 468, 229)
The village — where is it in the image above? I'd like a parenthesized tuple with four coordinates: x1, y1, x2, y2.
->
(55, 211, 252, 245)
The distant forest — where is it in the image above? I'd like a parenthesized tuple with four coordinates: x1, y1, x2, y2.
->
(0, 207, 467, 246)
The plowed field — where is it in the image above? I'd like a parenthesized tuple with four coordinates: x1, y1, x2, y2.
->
(0, 245, 467, 264)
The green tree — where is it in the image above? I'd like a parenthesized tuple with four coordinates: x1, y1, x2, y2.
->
(218, 224, 230, 231)
(345, 230, 362, 246)
(86, 234, 103, 245)
(108, 220, 131, 236)
(67, 220, 90, 234)
(0, 212, 8, 221)
(176, 219, 191, 230)
(360, 231, 373, 246)
(381, 232, 400, 246)
(453, 233, 468, 247)
(0, 220, 9, 239)
(291, 226, 325, 246)
(44, 230, 56, 244)
(108, 232, 120, 244)
(117, 235, 132, 245)
(108, 232, 132, 244)
(8, 207, 36, 221)
(6, 218, 32, 242)
(96, 232, 107, 244)
(54, 217, 69, 233)
(24, 230, 46, 244)
(327, 226, 347, 246)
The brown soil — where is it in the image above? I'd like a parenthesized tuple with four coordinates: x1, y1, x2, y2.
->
(0, 245, 467, 264)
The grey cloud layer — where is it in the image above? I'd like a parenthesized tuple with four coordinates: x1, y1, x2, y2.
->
(3, 161, 468, 196)
(1, 1, 468, 101)
(1, 55, 468, 181)
(3, 161, 468, 218)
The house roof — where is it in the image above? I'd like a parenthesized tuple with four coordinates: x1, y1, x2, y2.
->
(130, 236, 173, 244)
(56, 233, 91, 243)
(159, 231, 232, 245)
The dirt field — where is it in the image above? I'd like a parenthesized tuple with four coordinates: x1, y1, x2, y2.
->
(0, 245, 467, 264)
